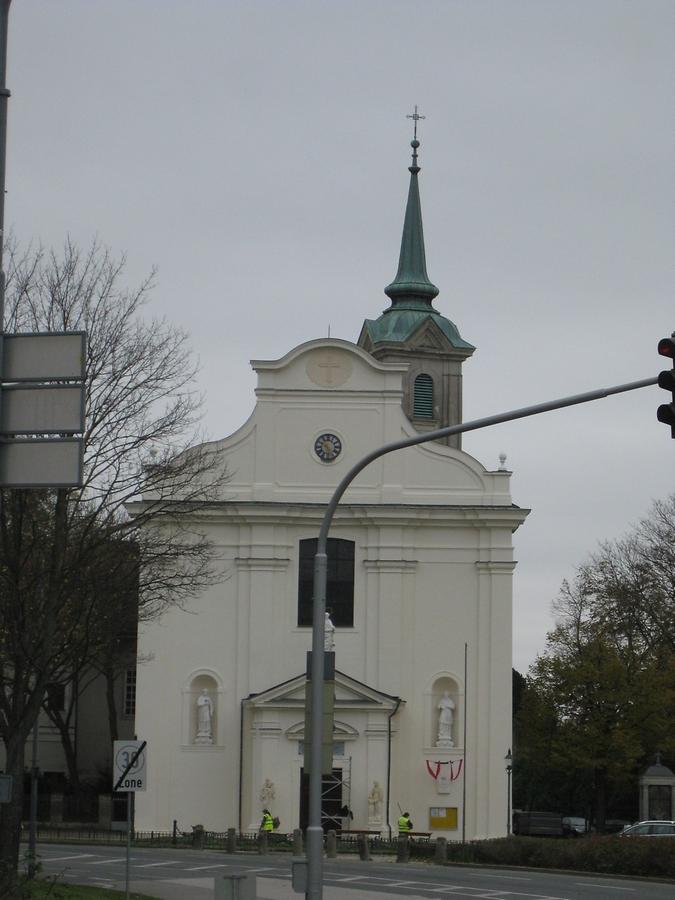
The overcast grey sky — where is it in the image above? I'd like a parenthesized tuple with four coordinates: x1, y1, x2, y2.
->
(7, 1, 674, 671)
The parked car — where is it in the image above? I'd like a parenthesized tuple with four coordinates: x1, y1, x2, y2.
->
(512, 811, 564, 837)
(620, 820, 675, 837)
(562, 816, 591, 837)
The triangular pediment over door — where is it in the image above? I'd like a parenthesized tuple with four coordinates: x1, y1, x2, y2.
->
(244, 669, 402, 724)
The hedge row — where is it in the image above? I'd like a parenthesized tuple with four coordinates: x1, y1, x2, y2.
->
(438, 836, 675, 878)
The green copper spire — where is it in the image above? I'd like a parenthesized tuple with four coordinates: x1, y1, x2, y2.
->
(384, 123, 439, 307)
(358, 111, 474, 355)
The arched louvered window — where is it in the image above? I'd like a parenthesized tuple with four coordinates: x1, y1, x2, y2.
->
(413, 374, 434, 418)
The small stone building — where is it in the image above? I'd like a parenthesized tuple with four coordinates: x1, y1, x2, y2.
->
(639, 754, 675, 821)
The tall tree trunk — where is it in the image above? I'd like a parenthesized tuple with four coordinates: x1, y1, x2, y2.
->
(594, 767, 608, 832)
(105, 663, 119, 746)
(0, 733, 27, 896)
(45, 706, 81, 799)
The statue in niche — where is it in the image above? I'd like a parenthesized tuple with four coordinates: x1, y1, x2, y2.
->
(259, 778, 276, 806)
(195, 689, 214, 744)
(368, 781, 383, 821)
(436, 691, 455, 748)
(324, 611, 335, 652)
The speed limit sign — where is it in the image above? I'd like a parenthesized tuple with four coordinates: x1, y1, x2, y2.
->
(113, 740, 147, 792)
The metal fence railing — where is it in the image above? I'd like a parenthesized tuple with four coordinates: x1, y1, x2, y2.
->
(21, 824, 441, 859)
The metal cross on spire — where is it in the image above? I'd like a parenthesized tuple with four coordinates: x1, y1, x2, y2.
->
(406, 104, 425, 140)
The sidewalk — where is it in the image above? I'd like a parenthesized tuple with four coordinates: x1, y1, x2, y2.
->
(124, 874, 430, 900)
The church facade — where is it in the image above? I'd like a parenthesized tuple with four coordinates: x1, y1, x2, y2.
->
(133, 137, 528, 839)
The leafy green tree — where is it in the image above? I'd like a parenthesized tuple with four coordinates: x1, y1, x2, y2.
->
(514, 496, 675, 829)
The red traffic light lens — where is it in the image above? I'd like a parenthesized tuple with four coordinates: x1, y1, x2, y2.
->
(658, 337, 675, 358)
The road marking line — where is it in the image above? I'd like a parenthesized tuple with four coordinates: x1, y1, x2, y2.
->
(575, 885, 635, 892)
(135, 860, 182, 868)
(40, 854, 96, 862)
(184, 863, 228, 871)
(473, 873, 532, 881)
(87, 857, 128, 865)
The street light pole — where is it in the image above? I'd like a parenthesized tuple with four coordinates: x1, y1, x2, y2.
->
(305, 374, 656, 899)
(505, 748, 513, 836)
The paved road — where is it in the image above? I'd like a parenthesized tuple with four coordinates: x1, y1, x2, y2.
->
(33, 842, 675, 900)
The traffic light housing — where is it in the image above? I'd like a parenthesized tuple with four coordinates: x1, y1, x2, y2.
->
(657, 336, 675, 438)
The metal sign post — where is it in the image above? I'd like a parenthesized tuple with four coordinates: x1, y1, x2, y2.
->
(113, 740, 147, 900)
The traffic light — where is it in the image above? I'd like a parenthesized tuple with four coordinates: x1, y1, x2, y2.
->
(657, 336, 675, 438)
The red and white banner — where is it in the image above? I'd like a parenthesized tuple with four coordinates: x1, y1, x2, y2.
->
(425, 759, 463, 781)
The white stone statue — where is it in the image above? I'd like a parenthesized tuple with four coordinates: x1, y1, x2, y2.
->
(368, 781, 383, 821)
(324, 611, 335, 651)
(195, 689, 214, 744)
(436, 691, 455, 748)
(259, 778, 276, 805)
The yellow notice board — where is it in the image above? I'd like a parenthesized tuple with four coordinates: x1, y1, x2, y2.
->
(429, 807, 458, 829)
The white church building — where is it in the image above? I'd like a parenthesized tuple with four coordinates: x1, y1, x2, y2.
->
(133, 136, 529, 839)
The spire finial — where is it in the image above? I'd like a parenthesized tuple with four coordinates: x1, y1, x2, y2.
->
(407, 104, 425, 141)
(383, 106, 438, 306)
(406, 105, 425, 169)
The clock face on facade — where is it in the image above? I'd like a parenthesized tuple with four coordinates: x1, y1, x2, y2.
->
(314, 433, 342, 463)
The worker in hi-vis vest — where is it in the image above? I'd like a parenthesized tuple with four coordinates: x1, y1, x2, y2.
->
(398, 811, 413, 834)
(260, 809, 274, 832)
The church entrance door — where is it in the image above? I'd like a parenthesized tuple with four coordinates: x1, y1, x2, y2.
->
(299, 768, 343, 832)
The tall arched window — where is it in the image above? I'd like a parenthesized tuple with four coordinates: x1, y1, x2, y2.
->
(413, 373, 434, 418)
(298, 538, 354, 627)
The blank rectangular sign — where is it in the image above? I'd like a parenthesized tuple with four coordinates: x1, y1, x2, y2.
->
(429, 807, 458, 829)
(0, 439, 83, 487)
(2, 332, 86, 381)
(1, 384, 84, 434)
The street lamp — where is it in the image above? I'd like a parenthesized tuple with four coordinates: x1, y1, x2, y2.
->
(505, 748, 513, 835)
(306, 378, 656, 899)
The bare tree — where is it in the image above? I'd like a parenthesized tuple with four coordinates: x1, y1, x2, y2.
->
(0, 239, 227, 889)
(578, 495, 675, 658)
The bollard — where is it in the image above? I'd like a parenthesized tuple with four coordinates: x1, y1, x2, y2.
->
(258, 831, 268, 855)
(292, 828, 303, 855)
(326, 829, 337, 858)
(358, 832, 370, 861)
(226, 827, 237, 853)
(214, 872, 256, 900)
(396, 834, 410, 863)
(434, 836, 447, 863)
(291, 858, 308, 893)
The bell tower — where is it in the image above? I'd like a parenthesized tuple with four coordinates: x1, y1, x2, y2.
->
(358, 111, 474, 449)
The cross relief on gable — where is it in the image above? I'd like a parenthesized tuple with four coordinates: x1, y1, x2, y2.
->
(306, 351, 353, 388)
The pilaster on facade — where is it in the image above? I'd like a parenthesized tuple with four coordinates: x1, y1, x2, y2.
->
(234, 556, 290, 696)
(472, 557, 515, 837)
(363, 558, 417, 695)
